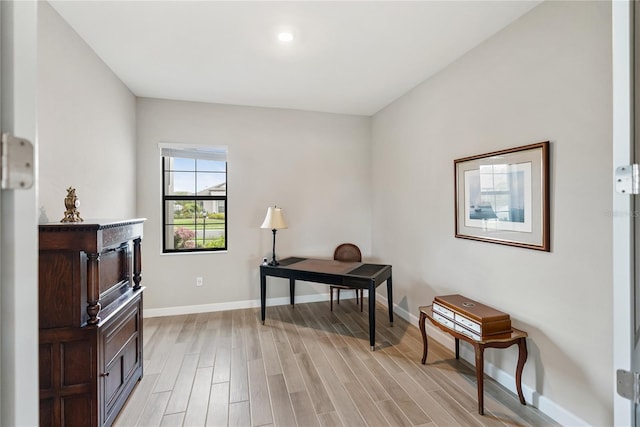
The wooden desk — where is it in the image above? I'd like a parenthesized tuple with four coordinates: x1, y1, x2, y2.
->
(260, 257, 393, 350)
(419, 305, 528, 415)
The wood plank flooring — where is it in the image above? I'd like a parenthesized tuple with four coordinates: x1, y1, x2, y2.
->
(114, 300, 559, 427)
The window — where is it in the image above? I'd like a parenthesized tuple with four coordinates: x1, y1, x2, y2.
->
(161, 145, 227, 253)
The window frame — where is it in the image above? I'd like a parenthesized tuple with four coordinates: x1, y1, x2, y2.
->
(160, 147, 228, 254)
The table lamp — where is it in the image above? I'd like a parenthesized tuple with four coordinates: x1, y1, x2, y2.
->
(261, 206, 288, 266)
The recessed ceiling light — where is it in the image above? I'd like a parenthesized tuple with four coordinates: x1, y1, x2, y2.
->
(278, 32, 294, 42)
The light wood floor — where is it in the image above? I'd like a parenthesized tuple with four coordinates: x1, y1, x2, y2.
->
(114, 299, 558, 427)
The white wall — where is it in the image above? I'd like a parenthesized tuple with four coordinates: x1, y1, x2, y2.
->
(371, 1, 611, 425)
(37, 2, 136, 222)
(136, 98, 371, 311)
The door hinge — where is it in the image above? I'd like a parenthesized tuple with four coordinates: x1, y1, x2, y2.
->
(617, 369, 640, 403)
(616, 165, 640, 194)
(1, 133, 34, 190)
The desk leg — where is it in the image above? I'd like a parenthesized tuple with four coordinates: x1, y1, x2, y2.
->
(369, 281, 376, 351)
(260, 274, 266, 325)
(474, 344, 485, 415)
(289, 279, 295, 308)
(515, 337, 528, 405)
(455, 338, 460, 360)
(387, 277, 394, 326)
(419, 311, 428, 364)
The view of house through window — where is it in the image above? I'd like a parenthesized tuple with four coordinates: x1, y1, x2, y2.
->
(161, 145, 227, 252)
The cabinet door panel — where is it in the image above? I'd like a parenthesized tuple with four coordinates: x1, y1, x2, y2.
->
(99, 246, 129, 295)
(103, 336, 139, 409)
(104, 357, 123, 408)
(103, 304, 138, 367)
(62, 339, 94, 386)
(40, 343, 53, 391)
(62, 394, 94, 426)
(100, 295, 142, 422)
(122, 337, 140, 382)
(39, 252, 80, 328)
(40, 398, 54, 426)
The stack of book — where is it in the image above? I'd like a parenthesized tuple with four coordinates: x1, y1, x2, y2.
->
(431, 294, 512, 341)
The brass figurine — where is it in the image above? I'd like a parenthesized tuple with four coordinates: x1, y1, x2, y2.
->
(61, 187, 83, 223)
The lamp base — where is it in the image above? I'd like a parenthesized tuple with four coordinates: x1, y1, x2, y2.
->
(269, 229, 280, 266)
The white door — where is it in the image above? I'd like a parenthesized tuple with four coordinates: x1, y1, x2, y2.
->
(0, 1, 39, 425)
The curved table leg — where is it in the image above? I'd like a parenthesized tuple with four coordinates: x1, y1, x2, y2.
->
(419, 311, 428, 364)
(474, 344, 485, 415)
(515, 337, 528, 405)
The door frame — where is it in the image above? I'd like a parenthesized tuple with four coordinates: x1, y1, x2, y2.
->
(0, 1, 39, 425)
(613, 1, 635, 425)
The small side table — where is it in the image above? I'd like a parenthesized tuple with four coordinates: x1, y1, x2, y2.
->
(419, 305, 528, 415)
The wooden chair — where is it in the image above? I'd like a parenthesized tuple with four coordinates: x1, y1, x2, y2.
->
(330, 243, 364, 312)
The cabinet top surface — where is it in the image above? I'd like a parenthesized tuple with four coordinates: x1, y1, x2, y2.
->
(39, 218, 146, 231)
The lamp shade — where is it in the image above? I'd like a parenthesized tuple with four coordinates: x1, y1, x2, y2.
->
(260, 206, 288, 230)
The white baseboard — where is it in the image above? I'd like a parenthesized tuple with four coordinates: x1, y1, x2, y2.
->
(144, 292, 325, 317)
(145, 291, 588, 426)
(143, 291, 366, 318)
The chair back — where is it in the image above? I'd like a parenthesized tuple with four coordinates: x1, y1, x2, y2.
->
(333, 243, 362, 262)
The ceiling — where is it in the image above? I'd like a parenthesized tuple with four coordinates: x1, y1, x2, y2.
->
(49, 1, 541, 116)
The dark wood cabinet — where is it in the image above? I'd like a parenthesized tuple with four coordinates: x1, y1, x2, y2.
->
(39, 219, 145, 427)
